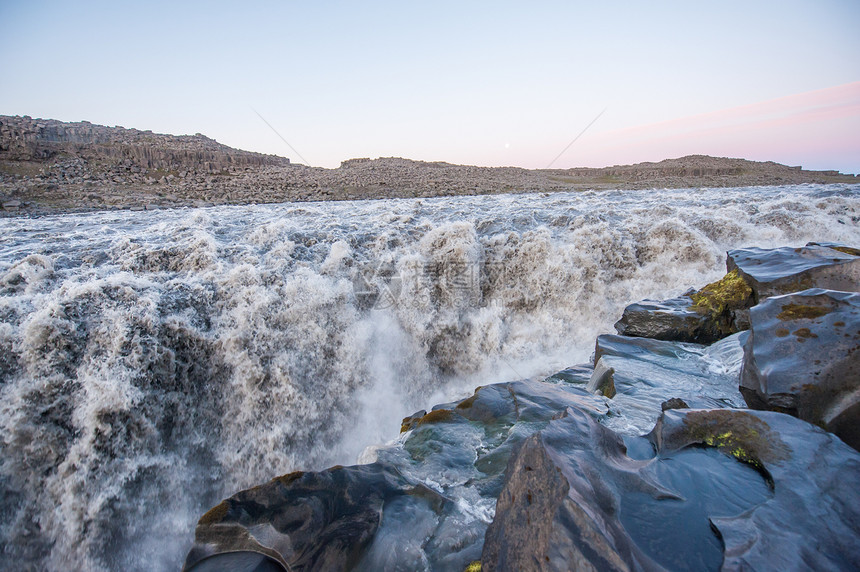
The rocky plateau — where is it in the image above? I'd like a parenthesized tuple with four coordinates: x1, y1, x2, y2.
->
(1, 115, 857, 216)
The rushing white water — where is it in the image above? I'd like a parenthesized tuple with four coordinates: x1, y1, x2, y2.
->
(0, 184, 858, 570)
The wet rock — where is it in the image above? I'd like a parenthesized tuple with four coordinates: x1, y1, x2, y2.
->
(399, 409, 427, 433)
(186, 380, 609, 572)
(808, 241, 860, 257)
(543, 364, 593, 385)
(614, 270, 754, 344)
(481, 406, 663, 572)
(651, 408, 860, 570)
(590, 333, 746, 435)
(727, 243, 860, 302)
(586, 358, 616, 398)
(687, 268, 754, 332)
(482, 407, 860, 571)
(400, 380, 609, 487)
(183, 463, 442, 572)
(614, 295, 714, 343)
(739, 288, 860, 450)
(661, 397, 689, 411)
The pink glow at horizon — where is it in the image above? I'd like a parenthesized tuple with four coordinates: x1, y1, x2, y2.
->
(573, 82, 860, 173)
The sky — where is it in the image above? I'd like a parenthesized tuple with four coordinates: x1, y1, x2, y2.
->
(1, 1, 858, 172)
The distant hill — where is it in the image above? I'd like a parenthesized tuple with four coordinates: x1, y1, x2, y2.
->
(0, 115, 289, 173)
(0, 115, 856, 215)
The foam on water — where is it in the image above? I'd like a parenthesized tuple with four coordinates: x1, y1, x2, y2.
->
(0, 184, 858, 570)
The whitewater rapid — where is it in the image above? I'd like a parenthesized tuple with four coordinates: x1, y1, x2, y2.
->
(1, 184, 858, 570)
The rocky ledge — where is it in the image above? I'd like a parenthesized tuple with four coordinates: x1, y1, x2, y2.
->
(183, 242, 860, 572)
(2, 115, 857, 216)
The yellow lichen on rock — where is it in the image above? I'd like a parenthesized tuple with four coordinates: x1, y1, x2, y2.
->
(825, 245, 860, 257)
(682, 410, 791, 475)
(689, 269, 753, 316)
(464, 561, 482, 572)
(776, 303, 832, 321)
(401, 408, 459, 433)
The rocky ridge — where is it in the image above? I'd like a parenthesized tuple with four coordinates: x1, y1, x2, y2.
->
(1, 115, 857, 215)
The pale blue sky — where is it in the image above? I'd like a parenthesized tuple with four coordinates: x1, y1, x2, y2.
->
(1, 1, 858, 171)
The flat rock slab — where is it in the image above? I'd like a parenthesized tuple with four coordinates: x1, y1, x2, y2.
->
(588, 333, 746, 435)
(727, 243, 860, 302)
(482, 407, 860, 571)
(739, 288, 860, 450)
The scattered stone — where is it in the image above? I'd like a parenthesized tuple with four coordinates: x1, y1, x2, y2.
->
(661, 397, 689, 411)
(739, 288, 860, 451)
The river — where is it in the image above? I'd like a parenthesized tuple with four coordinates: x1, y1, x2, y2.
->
(1, 184, 858, 570)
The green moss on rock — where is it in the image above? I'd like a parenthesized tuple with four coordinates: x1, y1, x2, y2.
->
(456, 389, 482, 410)
(464, 561, 482, 572)
(681, 410, 791, 474)
(689, 269, 753, 316)
(276, 471, 304, 485)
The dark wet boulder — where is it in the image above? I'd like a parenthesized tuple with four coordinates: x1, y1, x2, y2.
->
(739, 288, 860, 450)
(687, 268, 755, 333)
(482, 406, 860, 571)
(660, 397, 689, 411)
(614, 294, 718, 343)
(481, 406, 668, 572)
(727, 243, 860, 302)
(651, 408, 860, 570)
(182, 463, 440, 572)
(185, 380, 609, 572)
(614, 270, 754, 344)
